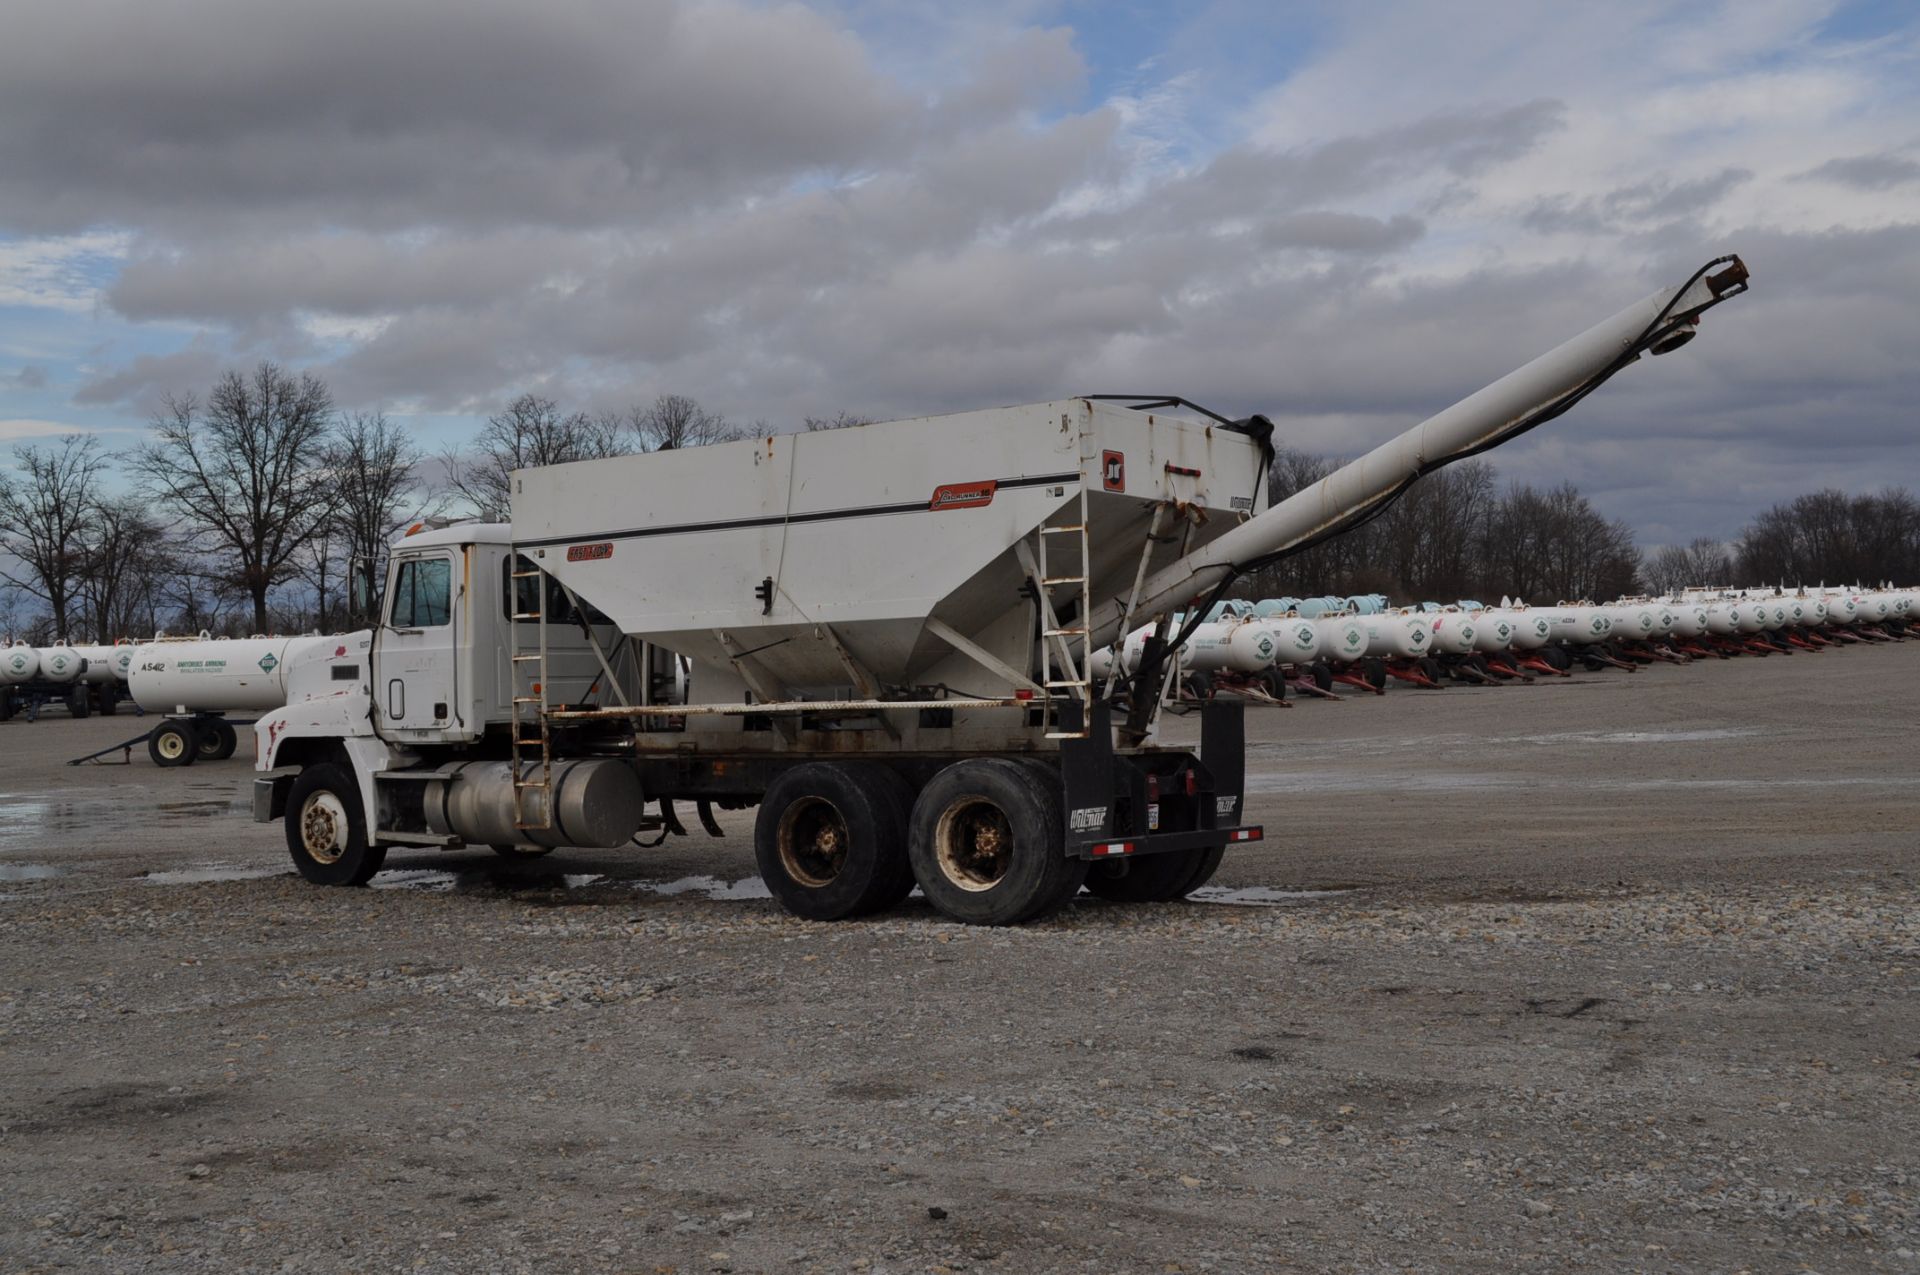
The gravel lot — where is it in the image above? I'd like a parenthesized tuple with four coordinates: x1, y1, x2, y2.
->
(3, 644, 1917, 1273)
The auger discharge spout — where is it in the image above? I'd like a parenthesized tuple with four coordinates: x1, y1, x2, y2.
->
(1089, 256, 1750, 655)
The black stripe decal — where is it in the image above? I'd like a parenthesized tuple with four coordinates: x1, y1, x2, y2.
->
(515, 471, 1082, 549)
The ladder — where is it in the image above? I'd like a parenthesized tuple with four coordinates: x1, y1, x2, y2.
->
(1035, 430, 1096, 740)
(507, 550, 553, 831)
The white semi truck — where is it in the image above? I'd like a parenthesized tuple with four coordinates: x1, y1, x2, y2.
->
(253, 256, 1751, 925)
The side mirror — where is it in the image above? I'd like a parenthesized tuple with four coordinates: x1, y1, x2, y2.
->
(350, 556, 381, 625)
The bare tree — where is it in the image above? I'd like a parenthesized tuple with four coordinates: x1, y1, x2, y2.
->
(1643, 537, 1735, 593)
(129, 361, 337, 634)
(1737, 487, 1920, 585)
(0, 435, 109, 637)
(77, 496, 169, 639)
(441, 394, 630, 520)
(803, 411, 873, 432)
(325, 410, 423, 625)
(633, 394, 742, 451)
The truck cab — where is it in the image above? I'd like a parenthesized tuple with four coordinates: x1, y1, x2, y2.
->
(253, 522, 650, 878)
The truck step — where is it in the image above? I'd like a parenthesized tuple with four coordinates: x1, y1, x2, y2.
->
(1041, 576, 1086, 586)
(511, 611, 544, 620)
(510, 570, 544, 578)
(1043, 627, 1088, 638)
(1040, 524, 1086, 534)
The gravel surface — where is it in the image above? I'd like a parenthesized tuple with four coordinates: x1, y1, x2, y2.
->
(3, 645, 1917, 1273)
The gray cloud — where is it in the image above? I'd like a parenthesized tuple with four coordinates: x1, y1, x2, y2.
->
(1797, 153, 1920, 191)
(8, 364, 48, 390)
(11, 3, 1916, 550)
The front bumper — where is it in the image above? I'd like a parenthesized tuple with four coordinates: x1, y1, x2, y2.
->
(253, 774, 293, 822)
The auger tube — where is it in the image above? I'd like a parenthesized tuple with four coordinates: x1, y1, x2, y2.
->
(1088, 256, 1750, 652)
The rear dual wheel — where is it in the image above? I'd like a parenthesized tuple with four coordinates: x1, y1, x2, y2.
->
(755, 762, 915, 922)
(908, 758, 1085, 926)
(1084, 844, 1224, 903)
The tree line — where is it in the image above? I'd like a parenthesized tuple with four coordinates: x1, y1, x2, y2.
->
(0, 365, 1909, 637)
(0, 363, 804, 641)
(1239, 448, 1919, 606)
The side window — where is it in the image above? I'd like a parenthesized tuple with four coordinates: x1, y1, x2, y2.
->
(390, 557, 453, 628)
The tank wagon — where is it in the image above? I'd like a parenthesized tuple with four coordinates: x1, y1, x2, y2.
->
(253, 257, 1751, 924)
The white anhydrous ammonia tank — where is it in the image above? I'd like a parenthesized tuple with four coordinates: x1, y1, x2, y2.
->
(1260, 617, 1323, 665)
(70, 643, 120, 684)
(1467, 611, 1516, 653)
(1427, 611, 1477, 655)
(1315, 615, 1369, 665)
(1821, 593, 1858, 625)
(38, 643, 84, 683)
(1667, 605, 1708, 639)
(1503, 611, 1553, 650)
(1179, 620, 1279, 673)
(129, 636, 323, 714)
(1362, 612, 1432, 659)
(0, 642, 39, 684)
(1548, 606, 1611, 645)
(1610, 604, 1657, 641)
(1857, 591, 1892, 623)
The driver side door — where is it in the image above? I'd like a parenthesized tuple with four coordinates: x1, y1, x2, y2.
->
(377, 549, 460, 740)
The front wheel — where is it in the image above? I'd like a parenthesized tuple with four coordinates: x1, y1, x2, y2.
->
(148, 720, 199, 767)
(67, 686, 90, 719)
(286, 763, 386, 886)
(908, 758, 1080, 926)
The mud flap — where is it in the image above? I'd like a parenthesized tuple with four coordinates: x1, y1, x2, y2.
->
(1199, 698, 1246, 829)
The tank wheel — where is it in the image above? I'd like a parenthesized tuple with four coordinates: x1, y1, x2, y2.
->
(1260, 669, 1287, 701)
(491, 843, 553, 858)
(1419, 657, 1445, 684)
(1311, 662, 1334, 693)
(196, 719, 238, 762)
(0, 692, 12, 722)
(1543, 646, 1572, 671)
(1186, 671, 1213, 701)
(285, 763, 386, 886)
(1361, 657, 1388, 690)
(754, 761, 914, 921)
(67, 686, 91, 719)
(97, 688, 118, 716)
(908, 758, 1079, 926)
(148, 720, 199, 767)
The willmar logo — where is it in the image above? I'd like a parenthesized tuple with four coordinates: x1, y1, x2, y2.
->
(567, 542, 614, 562)
(929, 480, 996, 511)
(1101, 450, 1125, 493)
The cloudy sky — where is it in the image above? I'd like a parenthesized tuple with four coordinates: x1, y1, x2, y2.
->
(1, 0, 1916, 547)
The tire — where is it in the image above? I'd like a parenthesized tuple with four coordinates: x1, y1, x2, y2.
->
(754, 761, 914, 921)
(148, 720, 199, 768)
(1543, 646, 1572, 671)
(1084, 850, 1201, 902)
(1187, 671, 1213, 701)
(0, 692, 12, 722)
(1260, 670, 1287, 701)
(1419, 657, 1445, 684)
(1361, 657, 1388, 690)
(908, 758, 1078, 926)
(98, 688, 118, 716)
(1311, 663, 1333, 693)
(491, 843, 553, 858)
(197, 719, 238, 761)
(67, 687, 90, 719)
(285, 762, 386, 886)
(1009, 758, 1087, 920)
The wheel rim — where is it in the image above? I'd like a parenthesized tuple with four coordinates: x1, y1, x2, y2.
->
(197, 731, 222, 758)
(298, 790, 351, 865)
(776, 797, 850, 888)
(933, 797, 1013, 892)
(156, 730, 186, 761)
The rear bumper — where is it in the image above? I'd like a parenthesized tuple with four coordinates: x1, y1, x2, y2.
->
(1076, 824, 1262, 860)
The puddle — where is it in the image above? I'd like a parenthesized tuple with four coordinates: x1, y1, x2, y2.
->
(631, 874, 773, 901)
(146, 864, 289, 885)
(1187, 885, 1350, 907)
(0, 863, 66, 882)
